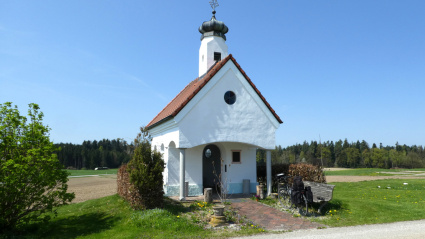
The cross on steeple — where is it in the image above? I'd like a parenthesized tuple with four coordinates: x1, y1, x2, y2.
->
(209, 0, 219, 13)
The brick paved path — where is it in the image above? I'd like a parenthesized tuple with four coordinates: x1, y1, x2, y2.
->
(230, 198, 325, 231)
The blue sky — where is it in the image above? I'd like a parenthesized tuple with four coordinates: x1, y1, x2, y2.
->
(1, 0, 424, 147)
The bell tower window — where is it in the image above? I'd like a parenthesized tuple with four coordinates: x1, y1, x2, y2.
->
(214, 52, 221, 61)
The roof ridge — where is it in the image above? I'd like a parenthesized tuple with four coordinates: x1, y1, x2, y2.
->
(146, 54, 282, 129)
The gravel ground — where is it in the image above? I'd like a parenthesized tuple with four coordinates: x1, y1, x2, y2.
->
(67, 175, 117, 203)
(234, 219, 425, 239)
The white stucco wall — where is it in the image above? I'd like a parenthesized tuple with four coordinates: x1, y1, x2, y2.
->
(218, 142, 258, 194)
(149, 57, 280, 196)
(156, 141, 258, 196)
(199, 35, 228, 77)
(177, 61, 279, 150)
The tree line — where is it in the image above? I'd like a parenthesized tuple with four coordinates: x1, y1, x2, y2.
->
(55, 139, 133, 169)
(58, 138, 425, 170)
(257, 139, 425, 169)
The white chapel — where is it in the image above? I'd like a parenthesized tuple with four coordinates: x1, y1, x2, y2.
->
(146, 5, 283, 200)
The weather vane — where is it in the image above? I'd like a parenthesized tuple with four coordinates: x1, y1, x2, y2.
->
(209, 0, 219, 12)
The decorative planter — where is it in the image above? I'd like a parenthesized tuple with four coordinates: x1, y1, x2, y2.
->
(212, 205, 225, 216)
(210, 205, 226, 227)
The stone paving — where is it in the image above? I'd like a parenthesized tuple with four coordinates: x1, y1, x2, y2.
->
(228, 196, 326, 231)
(173, 194, 326, 232)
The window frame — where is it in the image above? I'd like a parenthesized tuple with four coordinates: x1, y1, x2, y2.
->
(231, 150, 241, 164)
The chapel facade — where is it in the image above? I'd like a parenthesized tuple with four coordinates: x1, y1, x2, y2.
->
(146, 6, 282, 200)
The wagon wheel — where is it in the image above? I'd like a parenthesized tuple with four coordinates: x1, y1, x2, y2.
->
(278, 187, 292, 209)
(298, 194, 309, 216)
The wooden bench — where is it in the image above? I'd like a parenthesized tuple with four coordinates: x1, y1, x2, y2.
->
(303, 181, 335, 213)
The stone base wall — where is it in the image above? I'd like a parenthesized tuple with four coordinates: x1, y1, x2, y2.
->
(227, 182, 258, 194)
(164, 182, 258, 196)
(165, 184, 203, 196)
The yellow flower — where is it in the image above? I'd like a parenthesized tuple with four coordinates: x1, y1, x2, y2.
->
(177, 216, 180, 218)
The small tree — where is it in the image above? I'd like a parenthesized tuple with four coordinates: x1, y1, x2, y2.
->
(0, 102, 74, 231)
(127, 127, 164, 209)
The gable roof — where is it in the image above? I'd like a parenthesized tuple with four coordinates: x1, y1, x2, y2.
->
(146, 54, 283, 129)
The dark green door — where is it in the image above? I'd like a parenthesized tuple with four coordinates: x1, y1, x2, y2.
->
(203, 144, 221, 190)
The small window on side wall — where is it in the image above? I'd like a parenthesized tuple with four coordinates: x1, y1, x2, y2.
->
(232, 150, 241, 164)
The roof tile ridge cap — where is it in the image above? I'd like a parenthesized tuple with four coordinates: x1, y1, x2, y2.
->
(230, 56, 284, 124)
(211, 55, 231, 75)
(203, 55, 230, 81)
(171, 57, 231, 117)
(146, 77, 200, 127)
(162, 77, 199, 110)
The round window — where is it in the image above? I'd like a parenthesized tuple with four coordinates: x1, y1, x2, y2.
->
(224, 91, 236, 105)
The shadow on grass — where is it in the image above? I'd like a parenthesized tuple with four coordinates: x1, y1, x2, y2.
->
(3, 212, 122, 239)
(41, 212, 121, 239)
(314, 199, 344, 215)
(163, 197, 190, 215)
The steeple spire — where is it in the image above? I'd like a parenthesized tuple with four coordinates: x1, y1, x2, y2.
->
(198, 0, 229, 77)
(199, 0, 228, 41)
(210, 0, 219, 15)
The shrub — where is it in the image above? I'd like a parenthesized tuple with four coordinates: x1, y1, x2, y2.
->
(288, 163, 326, 184)
(117, 127, 164, 210)
(0, 102, 74, 231)
(117, 164, 142, 207)
(128, 140, 164, 209)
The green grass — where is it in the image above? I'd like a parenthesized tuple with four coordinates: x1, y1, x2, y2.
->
(66, 169, 118, 177)
(5, 195, 265, 239)
(324, 168, 425, 176)
(315, 179, 425, 227)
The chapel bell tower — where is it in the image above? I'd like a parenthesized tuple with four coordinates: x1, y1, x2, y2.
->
(198, 1, 229, 77)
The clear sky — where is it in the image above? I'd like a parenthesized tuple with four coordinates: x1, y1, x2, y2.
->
(1, 0, 424, 147)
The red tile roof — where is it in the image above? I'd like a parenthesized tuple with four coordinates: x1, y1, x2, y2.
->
(146, 54, 283, 129)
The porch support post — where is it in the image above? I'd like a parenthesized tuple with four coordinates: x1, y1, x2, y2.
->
(266, 150, 272, 196)
(179, 148, 186, 201)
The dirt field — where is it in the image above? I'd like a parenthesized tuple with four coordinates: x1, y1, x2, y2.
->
(67, 175, 117, 203)
(66, 172, 425, 203)
(326, 175, 425, 183)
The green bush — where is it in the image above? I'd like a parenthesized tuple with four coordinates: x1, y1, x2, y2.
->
(128, 141, 164, 209)
(0, 102, 74, 231)
(118, 127, 164, 210)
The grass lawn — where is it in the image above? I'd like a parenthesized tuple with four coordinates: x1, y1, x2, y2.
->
(314, 179, 425, 227)
(66, 168, 118, 177)
(324, 168, 425, 176)
(6, 195, 265, 239)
